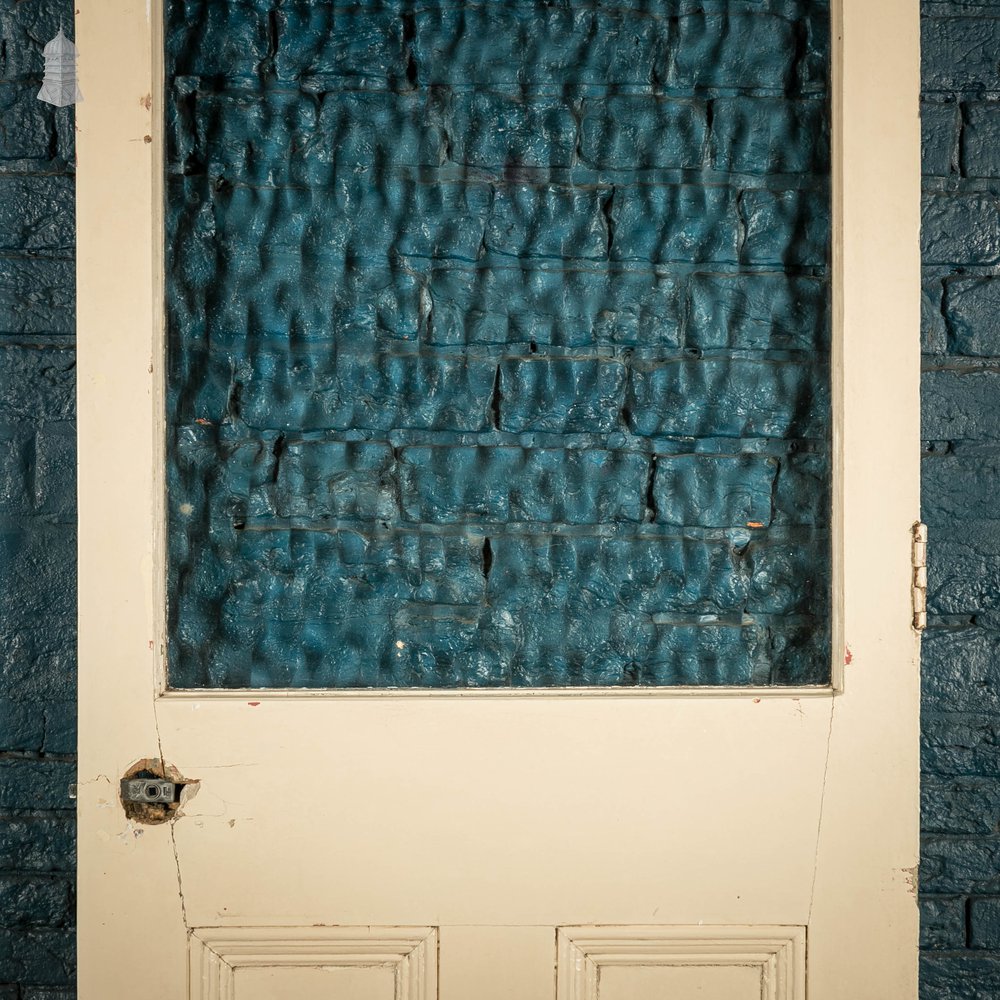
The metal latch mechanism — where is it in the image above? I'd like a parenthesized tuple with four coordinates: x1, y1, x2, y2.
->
(120, 778, 180, 804)
(912, 522, 928, 631)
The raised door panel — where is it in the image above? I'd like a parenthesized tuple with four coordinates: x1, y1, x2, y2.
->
(556, 926, 805, 1000)
(235, 967, 396, 1000)
(188, 927, 437, 1000)
(598, 966, 762, 1000)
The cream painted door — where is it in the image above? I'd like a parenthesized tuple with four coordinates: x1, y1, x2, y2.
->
(76, 2, 921, 998)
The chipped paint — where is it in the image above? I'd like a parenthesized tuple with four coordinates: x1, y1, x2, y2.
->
(119, 758, 199, 826)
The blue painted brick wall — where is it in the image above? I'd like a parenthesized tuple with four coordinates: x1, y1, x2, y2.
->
(0, 1, 76, 997)
(922, 1, 1000, 997)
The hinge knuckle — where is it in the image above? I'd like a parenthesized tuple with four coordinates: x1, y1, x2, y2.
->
(911, 521, 928, 631)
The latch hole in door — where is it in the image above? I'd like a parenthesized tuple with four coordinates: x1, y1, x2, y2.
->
(119, 758, 198, 825)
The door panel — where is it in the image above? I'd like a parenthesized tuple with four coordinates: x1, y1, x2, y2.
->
(76, 1, 921, 998)
(235, 968, 396, 1000)
(162, 698, 829, 925)
(556, 926, 804, 1000)
(188, 927, 437, 1000)
(596, 967, 762, 1000)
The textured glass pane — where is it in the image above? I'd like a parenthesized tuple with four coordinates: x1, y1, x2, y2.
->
(164, 0, 832, 689)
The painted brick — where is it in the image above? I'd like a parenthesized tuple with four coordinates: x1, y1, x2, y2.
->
(922, 370, 1000, 442)
(170, 528, 489, 687)
(0, 178, 72, 254)
(771, 453, 830, 527)
(921, 954, 1000, 1000)
(626, 359, 828, 439)
(454, 93, 579, 171)
(487, 187, 607, 261)
(0, 876, 70, 928)
(652, 454, 776, 528)
(0, 624, 76, 703)
(611, 185, 739, 264)
(923, 454, 1000, 521)
(169, 242, 424, 348)
(749, 538, 830, 616)
(710, 98, 828, 175)
(922, 16, 1000, 91)
(0, 929, 73, 987)
(426, 264, 684, 350)
(0, 816, 74, 873)
(923, 628, 1000, 712)
(687, 274, 829, 351)
(0, 524, 75, 631)
(922, 835, 1000, 893)
(398, 446, 648, 525)
(923, 775, 1000, 834)
(740, 188, 831, 267)
(184, 87, 615, 185)
(164, 0, 271, 84)
(926, 528, 1000, 616)
(0, 258, 74, 338)
(0, 85, 60, 162)
(920, 895, 967, 949)
(0, 761, 74, 812)
(181, 349, 496, 433)
(413, 9, 810, 92)
(922, 191, 1000, 267)
(0, 426, 29, 515)
(921, 100, 960, 177)
(0, 1, 69, 81)
(32, 426, 74, 520)
(970, 898, 1000, 949)
(272, 441, 396, 522)
(922, 279, 948, 354)
(0, 702, 44, 754)
(580, 96, 706, 171)
(498, 359, 626, 434)
(0, 528, 76, 703)
(923, 713, 1000, 777)
(964, 102, 1000, 177)
(487, 535, 753, 618)
(943, 277, 1000, 356)
(275, 4, 405, 84)
(40, 704, 74, 757)
(188, 175, 492, 265)
(0, 347, 75, 424)
(669, 13, 801, 91)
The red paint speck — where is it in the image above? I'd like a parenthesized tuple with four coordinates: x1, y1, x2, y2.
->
(753, 697, 761, 704)
(194, 418, 212, 426)
(845, 646, 853, 665)
(247, 701, 260, 707)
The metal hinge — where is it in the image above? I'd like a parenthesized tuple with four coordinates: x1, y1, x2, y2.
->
(912, 522, 928, 631)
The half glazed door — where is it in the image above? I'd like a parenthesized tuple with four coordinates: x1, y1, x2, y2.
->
(77, 1, 921, 998)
